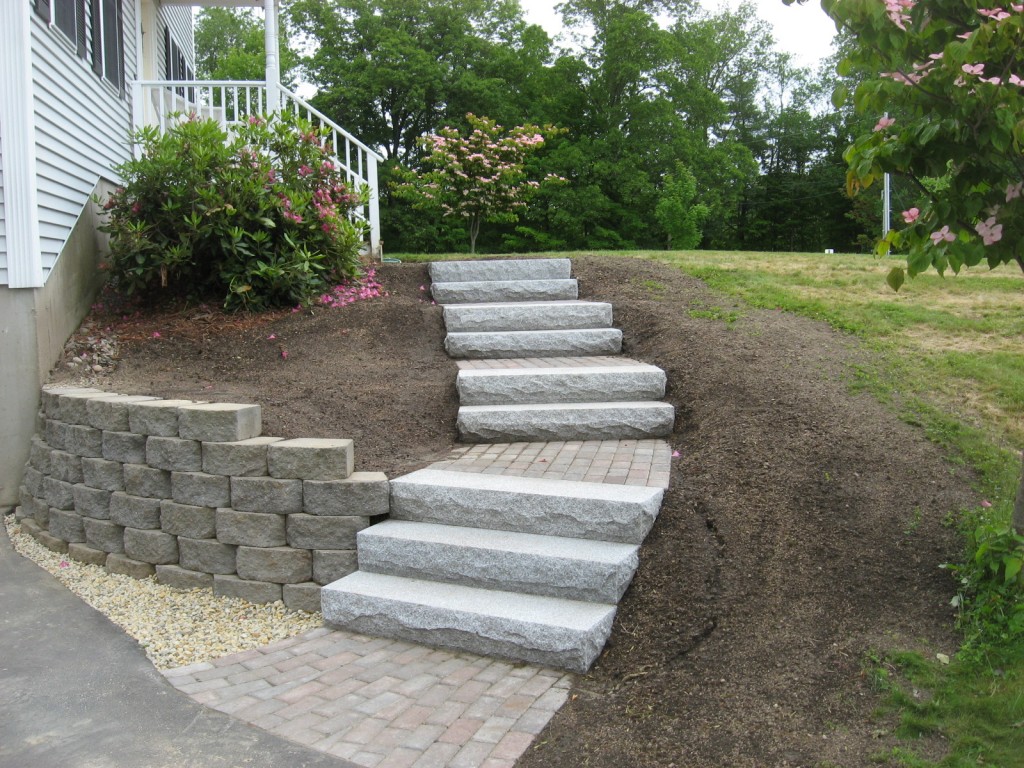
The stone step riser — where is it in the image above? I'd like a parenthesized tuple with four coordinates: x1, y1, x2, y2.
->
(443, 302, 613, 333)
(457, 402, 675, 443)
(389, 470, 663, 545)
(321, 571, 615, 673)
(429, 259, 571, 283)
(432, 279, 578, 305)
(358, 520, 639, 604)
(457, 367, 666, 406)
(445, 329, 622, 359)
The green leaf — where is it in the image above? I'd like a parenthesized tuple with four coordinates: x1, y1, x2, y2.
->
(886, 266, 905, 292)
(1004, 556, 1022, 584)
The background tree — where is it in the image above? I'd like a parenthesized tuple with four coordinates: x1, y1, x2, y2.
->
(194, 7, 300, 83)
(655, 162, 709, 249)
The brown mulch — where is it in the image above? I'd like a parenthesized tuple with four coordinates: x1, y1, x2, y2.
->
(50, 256, 978, 767)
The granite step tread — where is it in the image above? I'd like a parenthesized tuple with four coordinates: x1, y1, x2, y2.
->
(321, 570, 615, 672)
(445, 328, 622, 359)
(432, 279, 578, 305)
(457, 401, 675, 443)
(443, 301, 613, 333)
(358, 519, 640, 603)
(429, 258, 571, 283)
(457, 363, 666, 405)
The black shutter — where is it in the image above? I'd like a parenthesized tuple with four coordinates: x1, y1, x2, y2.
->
(90, 0, 102, 75)
(75, 0, 86, 58)
(164, 26, 171, 80)
(115, 0, 125, 96)
(35, 0, 52, 24)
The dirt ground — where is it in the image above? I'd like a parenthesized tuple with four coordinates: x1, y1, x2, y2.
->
(50, 256, 979, 767)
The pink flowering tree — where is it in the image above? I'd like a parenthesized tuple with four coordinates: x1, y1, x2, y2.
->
(395, 114, 564, 253)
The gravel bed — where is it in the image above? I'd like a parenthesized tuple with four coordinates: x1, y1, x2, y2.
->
(4, 514, 323, 670)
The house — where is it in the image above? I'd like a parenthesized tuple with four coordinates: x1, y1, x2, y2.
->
(0, 0, 381, 508)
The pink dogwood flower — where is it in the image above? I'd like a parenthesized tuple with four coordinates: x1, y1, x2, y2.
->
(902, 207, 920, 223)
(930, 226, 955, 244)
(874, 116, 896, 132)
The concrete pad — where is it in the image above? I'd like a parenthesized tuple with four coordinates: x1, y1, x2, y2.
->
(442, 301, 612, 333)
(429, 258, 571, 283)
(457, 364, 666, 405)
(358, 520, 639, 603)
(389, 468, 664, 544)
(445, 328, 622, 359)
(432, 279, 578, 305)
(321, 571, 614, 673)
(457, 401, 675, 442)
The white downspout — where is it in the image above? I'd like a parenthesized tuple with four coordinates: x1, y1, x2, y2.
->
(264, 0, 280, 113)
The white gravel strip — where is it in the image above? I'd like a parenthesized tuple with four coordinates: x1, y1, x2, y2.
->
(4, 514, 323, 670)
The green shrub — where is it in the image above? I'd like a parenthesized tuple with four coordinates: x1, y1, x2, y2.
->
(100, 110, 367, 310)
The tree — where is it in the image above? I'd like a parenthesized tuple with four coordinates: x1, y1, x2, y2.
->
(655, 163, 709, 248)
(394, 114, 562, 252)
(194, 7, 299, 84)
(806, 0, 1024, 533)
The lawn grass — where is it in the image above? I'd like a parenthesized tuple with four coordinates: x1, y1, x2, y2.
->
(394, 248, 1024, 766)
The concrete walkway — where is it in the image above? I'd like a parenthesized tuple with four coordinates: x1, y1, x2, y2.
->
(0, 523, 355, 768)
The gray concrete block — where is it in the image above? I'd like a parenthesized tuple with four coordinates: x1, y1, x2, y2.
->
(19, 518, 41, 537)
(457, 364, 667, 406)
(322, 572, 615, 673)
(72, 484, 112, 519)
(287, 514, 367, 550)
(359, 520, 639, 603)
(86, 394, 160, 431)
(202, 436, 282, 476)
(160, 501, 216, 539)
(283, 582, 322, 613)
(442, 300, 612, 333)
(178, 537, 237, 575)
(457, 401, 675, 443)
(101, 431, 147, 464)
(44, 477, 75, 510)
(49, 451, 85, 483)
(215, 509, 287, 547)
(22, 466, 44, 497)
(171, 471, 230, 508)
(123, 464, 172, 499)
(303, 473, 389, 516)
(65, 424, 104, 458)
(432, 278, 578, 305)
(49, 509, 86, 543)
(445, 328, 622, 359)
(109, 492, 162, 529)
(230, 476, 302, 514)
(22, 496, 47, 526)
(124, 527, 179, 565)
(390, 469, 664, 545)
(33, 528, 69, 554)
(429, 258, 571, 283)
(106, 553, 155, 579)
(178, 403, 261, 443)
(68, 543, 108, 567)
(127, 399, 196, 437)
(58, 392, 120, 425)
(267, 438, 354, 481)
(214, 574, 282, 604)
(41, 386, 101, 418)
(156, 564, 214, 591)
(236, 546, 312, 584)
(44, 419, 69, 450)
(146, 437, 202, 472)
(82, 458, 125, 491)
(33, 501, 50, 528)
(83, 518, 125, 554)
(29, 436, 52, 473)
(312, 550, 357, 585)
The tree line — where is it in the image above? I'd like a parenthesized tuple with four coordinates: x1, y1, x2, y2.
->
(197, 0, 882, 254)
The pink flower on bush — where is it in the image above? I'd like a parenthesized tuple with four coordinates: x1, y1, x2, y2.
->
(298, 165, 313, 177)
(975, 216, 1003, 245)
(929, 226, 955, 244)
(902, 207, 920, 223)
(1006, 181, 1023, 201)
(962, 63, 985, 76)
(874, 116, 896, 132)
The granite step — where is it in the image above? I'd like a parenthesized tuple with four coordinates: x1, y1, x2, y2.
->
(429, 258, 571, 283)
(389, 469, 663, 545)
(457, 401, 675, 443)
(442, 301, 613, 333)
(321, 570, 615, 673)
(432, 279, 578, 305)
(457, 362, 666, 405)
(358, 519, 639, 603)
(445, 328, 621, 359)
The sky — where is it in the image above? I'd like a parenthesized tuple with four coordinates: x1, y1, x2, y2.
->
(519, 0, 838, 70)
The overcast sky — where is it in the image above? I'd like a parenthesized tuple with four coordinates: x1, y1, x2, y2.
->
(519, 0, 838, 70)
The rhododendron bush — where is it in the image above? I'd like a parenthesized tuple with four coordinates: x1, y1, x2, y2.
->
(100, 110, 367, 310)
(808, 0, 1024, 289)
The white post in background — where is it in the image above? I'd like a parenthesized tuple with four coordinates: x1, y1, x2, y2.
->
(264, 0, 280, 112)
(882, 172, 891, 238)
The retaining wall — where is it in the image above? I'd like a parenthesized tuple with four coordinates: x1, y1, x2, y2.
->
(13, 386, 389, 612)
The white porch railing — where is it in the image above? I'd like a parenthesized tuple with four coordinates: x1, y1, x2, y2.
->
(132, 79, 382, 257)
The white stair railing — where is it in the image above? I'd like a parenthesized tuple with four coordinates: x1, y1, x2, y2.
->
(133, 80, 382, 257)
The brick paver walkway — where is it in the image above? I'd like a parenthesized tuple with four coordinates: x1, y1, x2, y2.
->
(430, 439, 672, 488)
(165, 627, 572, 768)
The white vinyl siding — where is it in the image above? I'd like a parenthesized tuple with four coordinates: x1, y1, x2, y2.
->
(28, 0, 135, 280)
(0, 128, 7, 285)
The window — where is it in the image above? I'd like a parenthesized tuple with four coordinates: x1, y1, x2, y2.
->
(164, 26, 194, 100)
(34, 0, 123, 94)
